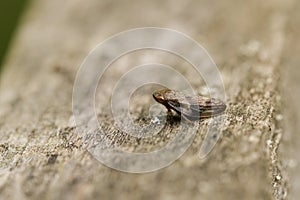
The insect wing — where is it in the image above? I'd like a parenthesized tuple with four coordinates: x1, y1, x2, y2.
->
(167, 98, 201, 120)
(156, 89, 226, 120)
(167, 95, 225, 120)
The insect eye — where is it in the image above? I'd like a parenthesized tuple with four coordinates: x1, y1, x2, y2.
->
(153, 92, 162, 99)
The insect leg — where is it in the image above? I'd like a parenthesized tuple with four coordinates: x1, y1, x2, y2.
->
(180, 114, 195, 125)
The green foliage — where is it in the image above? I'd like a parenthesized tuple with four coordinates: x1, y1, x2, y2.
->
(0, 1, 28, 71)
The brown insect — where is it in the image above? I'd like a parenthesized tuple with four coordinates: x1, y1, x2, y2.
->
(153, 88, 226, 121)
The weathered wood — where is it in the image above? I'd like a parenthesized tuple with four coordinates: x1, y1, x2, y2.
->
(0, 0, 296, 199)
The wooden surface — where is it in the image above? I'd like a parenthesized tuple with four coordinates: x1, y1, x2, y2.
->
(0, 0, 298, 199)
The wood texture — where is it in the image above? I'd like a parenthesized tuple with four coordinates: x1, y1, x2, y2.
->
(0, 0, 297, 199)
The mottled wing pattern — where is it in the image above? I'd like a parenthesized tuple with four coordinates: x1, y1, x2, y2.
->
(167, 100, 200, 120)
(165, 91, 226, 120)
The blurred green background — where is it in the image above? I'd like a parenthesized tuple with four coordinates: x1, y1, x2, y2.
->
(0, 1, 28, 71)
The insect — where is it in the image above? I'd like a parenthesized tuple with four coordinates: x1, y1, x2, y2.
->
(153, 88, 226, 122)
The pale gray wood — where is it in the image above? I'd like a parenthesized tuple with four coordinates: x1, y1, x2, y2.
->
(0, 0, 296, 199)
